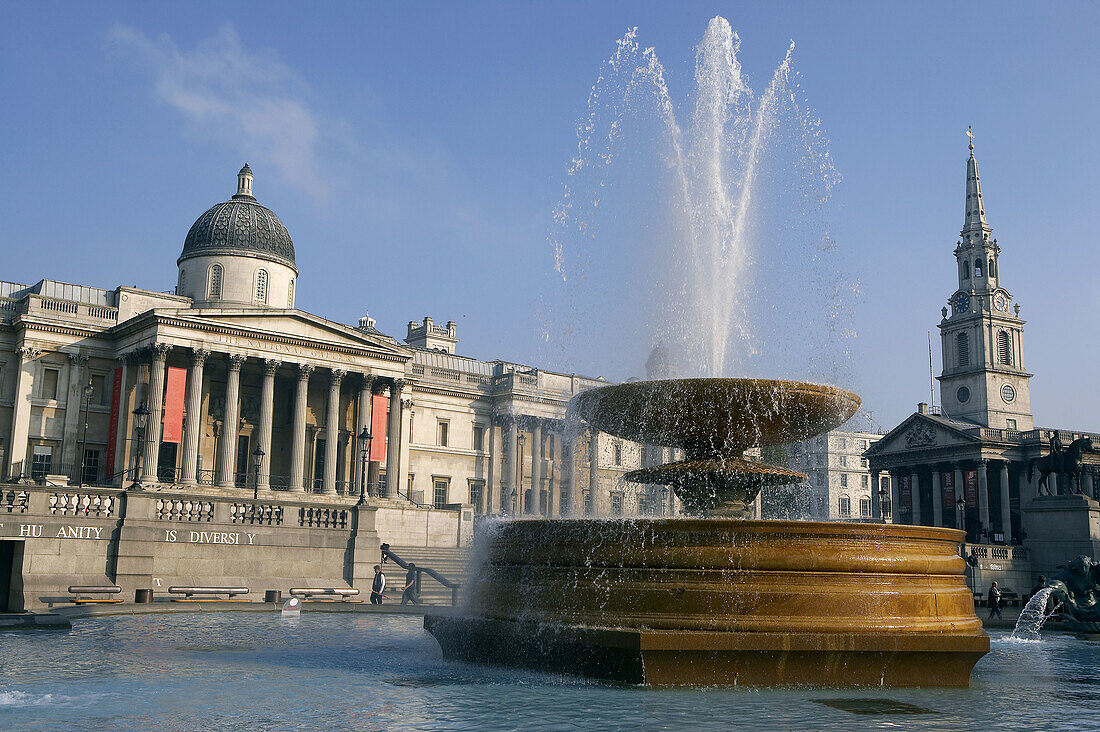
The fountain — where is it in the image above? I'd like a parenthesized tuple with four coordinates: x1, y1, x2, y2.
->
(425, 18, 988, 686)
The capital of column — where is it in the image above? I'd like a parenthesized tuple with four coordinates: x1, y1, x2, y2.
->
(226, 353, 246, 371)
(297, 363, 315, 380)
(392, 378, 408, 393)
(331, 368, 346, 386)
(150, 343, 172, 362)
(67, 352, 89, 366)
(16, 346, 41, 360)
(361, 373, 377, 390)
(401, 398, 414, 411)
(191, 347, 210, 367)
(263, 358, 281, 375)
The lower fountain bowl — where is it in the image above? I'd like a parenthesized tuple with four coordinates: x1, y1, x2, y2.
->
(425, 519, 989, 687)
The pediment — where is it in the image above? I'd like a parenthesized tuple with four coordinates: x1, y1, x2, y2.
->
(865, 413, 980, 457)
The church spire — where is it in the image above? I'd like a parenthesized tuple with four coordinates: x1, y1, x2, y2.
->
(961, 127, 990, 240)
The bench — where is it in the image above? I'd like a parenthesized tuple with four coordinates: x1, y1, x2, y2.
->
(67, 585, 123, 605)
(288, 588, 361, 603)
(167, 586, 250, 602)
(973, 592, 984, 606)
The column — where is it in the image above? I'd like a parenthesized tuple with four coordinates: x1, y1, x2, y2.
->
(255, 358, 279, 492)
(910, 469, 921, 526)
(61, 353, 89, 474)
(548, 431, 560, 518)
(486, 419, 499, 515)
(180, 348, 209, 485)
(216, 354, 244, 488)
(589, 428, 600, 516)
(889, 471, 901, 525)
(565, 430, 579, 517)
(530, 420, 542, 515)
(141, 344, 171, 483)
(354, 375, 373, 494)
(999, 462, 1012, 542)
(931, 469, 943, 527)
(384, 379, 406, 498)
(322, 369, 344, 495)
(1084, 469, 1096, 500)
(504, 418, 518, 513)
(870, 470, 881, 520)
(111, 354, 132, 486)
(977, 460, 991, 536)
(954, 465, 965, 529)
(7, 346, 40, 480)
(290, 364, 314, 492)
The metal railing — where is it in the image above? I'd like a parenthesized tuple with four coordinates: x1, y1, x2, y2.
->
(380, 544, 461, 606)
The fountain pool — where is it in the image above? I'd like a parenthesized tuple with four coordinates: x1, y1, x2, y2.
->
(0, 612, 1095, 731)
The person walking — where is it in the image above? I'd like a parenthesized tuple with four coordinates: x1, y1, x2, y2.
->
(987, 580, 1003, 620)
(370, 565, 386, 605)
(401, 563, 420, 606)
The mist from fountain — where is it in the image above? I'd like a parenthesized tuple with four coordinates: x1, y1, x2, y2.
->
(545, 16, 847, 383)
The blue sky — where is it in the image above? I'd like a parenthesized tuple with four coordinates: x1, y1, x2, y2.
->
(1, 2, 1097, 430)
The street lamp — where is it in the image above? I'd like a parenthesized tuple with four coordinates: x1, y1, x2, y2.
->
(357, 426, 372, 505)
(77, 380, 94, 488)
(130, 399, 151, 491)
(956, 497, 966, 538)
(251, 445, 265, 500)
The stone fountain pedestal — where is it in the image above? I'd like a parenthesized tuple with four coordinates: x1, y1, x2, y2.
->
(425, 518, 988, 687)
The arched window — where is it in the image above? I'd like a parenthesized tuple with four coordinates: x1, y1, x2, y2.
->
(988, 258, 995, 279)
(208, 264, 222, 299)
(998, 330, 1012, 365)
(974, 261, 983, 278)
(957, 332, 970, 367)
(287, 278, 295, 308)
(838, 495, 851, 517)
(962, 260, 970, 279)
(255, 269, 268, 304)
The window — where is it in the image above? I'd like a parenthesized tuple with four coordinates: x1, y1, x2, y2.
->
(433, 479, 449, 508)
(82, 448, 100, 484)
(988, 258, 996, 278)
(838, 438, 847, 449)
(1006, 419, 1017, 430)
(611, 493, 623, 516)
(975, 261, 983, 278)
(613, 442, 622, 466)
(583, 491, 592, 516)
(860, 440, 868, 450)
(957, 332, 970, 367)
(255, 269, 268, 304)
(998, 330, 1012, 366)
(839, 455, 848, 467)
(861, 474, 869, 488)
(31, 446, 52, 480)
(469, 480, 484, 512)
(472, 424, 485, 451)
(962, 260, 970, 279)
(859, 497, 872, 518)
(208, 264, 223, 298)
(838, 495, 851, 517)
(437, 421, 449, 447)
(287, 278, 295, 308)
(41, 367, 59, 400)
(89, 374, 107, 405)
(841, 473, 849, 487)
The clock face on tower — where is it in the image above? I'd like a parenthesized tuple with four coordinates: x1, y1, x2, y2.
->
(952, 292, 971, 314)
(994, 292, 1009, 311)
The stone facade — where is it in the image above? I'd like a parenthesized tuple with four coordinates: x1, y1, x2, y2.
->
(785, 430, 886, 521)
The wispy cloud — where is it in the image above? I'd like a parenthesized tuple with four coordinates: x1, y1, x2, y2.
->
(108, 24, 327, 198)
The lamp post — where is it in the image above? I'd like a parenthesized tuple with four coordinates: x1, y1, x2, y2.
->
(357, 426, 372, 505)
(252, 446, 265, 500)
(956, 497, 966, 538)
(77, 380, 94, 488)
(130, 399, 151, 491)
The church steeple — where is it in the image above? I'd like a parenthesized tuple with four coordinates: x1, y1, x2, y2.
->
(961, 127, 991, 240)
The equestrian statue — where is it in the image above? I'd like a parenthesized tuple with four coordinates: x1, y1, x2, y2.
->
(1029, 432, 1094, 496)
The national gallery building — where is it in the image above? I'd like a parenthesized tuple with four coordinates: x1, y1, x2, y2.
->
(0, 165, 666, 521)
(866, 139, 1099, 578)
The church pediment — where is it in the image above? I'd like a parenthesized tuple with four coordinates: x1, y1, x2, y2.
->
(865, 413, 980, 457)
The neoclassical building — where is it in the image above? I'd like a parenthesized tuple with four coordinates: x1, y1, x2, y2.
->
(866, 137, 1100, 558)
(0, 165, 667, 518)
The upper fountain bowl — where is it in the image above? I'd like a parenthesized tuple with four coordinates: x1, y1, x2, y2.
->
(570, 378, 860, 457)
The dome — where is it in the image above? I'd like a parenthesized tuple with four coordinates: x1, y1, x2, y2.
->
(178, 165, 297, 273)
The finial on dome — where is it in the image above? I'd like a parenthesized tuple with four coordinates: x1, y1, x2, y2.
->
(966, 125, 974, 153)
(235, 163, 255, 200)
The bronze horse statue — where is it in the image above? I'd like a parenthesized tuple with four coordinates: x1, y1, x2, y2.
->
(1029, 436, 1094, 495)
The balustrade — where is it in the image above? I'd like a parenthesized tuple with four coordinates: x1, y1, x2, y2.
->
(2, 489, 29, 513)
(49, 492, 115, 517)
(229, 502, 284, 525)
(298, 506, 348, 528)
(155, 498, 215, 522)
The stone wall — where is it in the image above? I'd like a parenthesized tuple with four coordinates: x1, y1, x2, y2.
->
(0, 485, 467, 611)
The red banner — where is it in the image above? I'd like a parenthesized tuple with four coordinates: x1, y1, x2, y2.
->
(900, 475, 912, 509)
(161, 366, 187, 444)
(370, 394, 388, 462)
(105, 366, 122, 476)
(941, 471, 955, 507)
(964, 469, 978, 507)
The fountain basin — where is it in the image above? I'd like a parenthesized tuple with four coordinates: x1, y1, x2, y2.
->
(426, 519, 989, 686)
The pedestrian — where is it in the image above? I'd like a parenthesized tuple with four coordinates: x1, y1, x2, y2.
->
(370, 564, 386, 605)
(401, 563, 420, 606)
(987, 580, 1002, 620)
